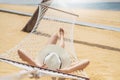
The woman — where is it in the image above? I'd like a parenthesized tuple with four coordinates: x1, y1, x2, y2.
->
(18, 28, 90, 74)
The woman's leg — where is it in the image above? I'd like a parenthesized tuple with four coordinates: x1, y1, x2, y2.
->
(47, 32, 59, 45)
(47, 28, 65, 48)
(59, 28, 65, 48)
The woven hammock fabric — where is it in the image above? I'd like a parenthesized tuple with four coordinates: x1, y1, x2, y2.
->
(0, 0, 88, 80)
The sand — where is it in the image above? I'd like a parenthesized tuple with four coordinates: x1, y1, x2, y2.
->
(0, 4, 120, 80)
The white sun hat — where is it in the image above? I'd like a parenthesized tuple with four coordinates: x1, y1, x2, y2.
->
(35, 45, 71, 70)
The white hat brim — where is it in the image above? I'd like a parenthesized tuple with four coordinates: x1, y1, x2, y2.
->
(35, 45, 71, 70)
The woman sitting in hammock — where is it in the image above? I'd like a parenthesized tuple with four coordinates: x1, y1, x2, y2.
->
(18, 28, 90, 74)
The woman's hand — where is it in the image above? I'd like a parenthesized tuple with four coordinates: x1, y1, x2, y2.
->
(41, 64, 48, 68)
(57, 68, 70, 73)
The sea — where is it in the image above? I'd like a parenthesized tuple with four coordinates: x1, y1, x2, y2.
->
(0, 0, 120, 11)
(70, 2, 120, 11)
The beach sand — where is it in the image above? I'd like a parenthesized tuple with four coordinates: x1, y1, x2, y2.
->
(0, 4, 120, 80)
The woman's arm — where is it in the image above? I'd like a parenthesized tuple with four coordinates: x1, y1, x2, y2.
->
(57, 59, 89, 73)
(18, 50, 38, 66)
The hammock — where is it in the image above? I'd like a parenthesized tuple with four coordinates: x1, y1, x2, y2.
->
(0, 0, 89, 80)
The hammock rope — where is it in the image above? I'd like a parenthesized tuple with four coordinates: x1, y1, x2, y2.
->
(0, 0, 89, 80)
(0, 58, 89, 80)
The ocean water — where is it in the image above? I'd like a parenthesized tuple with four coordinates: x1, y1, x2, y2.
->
(0, 0, 120, 11)
(69, 2, 120, 11)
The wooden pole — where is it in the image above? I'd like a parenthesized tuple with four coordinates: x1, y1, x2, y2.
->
(22, 0, 51, 32)
(22, 7, 39, 32)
